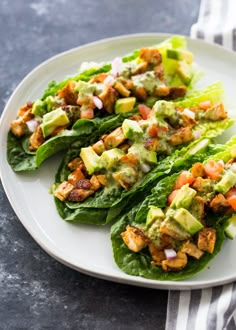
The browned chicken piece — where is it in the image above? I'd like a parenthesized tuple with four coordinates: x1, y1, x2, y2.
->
(133, 86, 147, 101)
(114, 81, 130, 97)
(197, 228, 216, 254)
(54, 181, 74, 201)
(96, 174, 108, 186)
(168, 86, 187, 100)
(92, 140, 105, 155)
(169, 126, 194, 146)
(132, 62, 148, 75)
(68, 189, 94, 202)
(68, 168, 85, 185)
(89, 73, 108, 83)
(68, 157, 84, 171)
(98, 86, 117, 113)
(29, 126, 45, 151)
(155, 85, 170, 97)
(90, 175, 101, 191)
(192, 177, 212, 193)
(50, 125, 68, 137)
(11, 109, 34, 137)
(154, 64, 165, 81)
(181, 241, 204, 259)
(120, 153, 139, 167)
(119, 143, 130, 153)
(210, 194, 230, 213)
(160, 222, 190, 241)
(104, 127, 126, 149)
(121, 225, 149, 252)
(117, 77, 134, 90)
(17, 102, 33, 117)
(204, 102, 227, 121)
(139, 48, 162, 66)
(129, 114, 142, 121)
(149, 243, 166, 266)
(57, 81, 78, 105)
(162, 251, 188, 272)
(180, 113, 197, 127)
(144, 137, 159, 151)
(75, 179, 91, 190)
(191, 162, 206, 178)
(113, 171, 138, 190)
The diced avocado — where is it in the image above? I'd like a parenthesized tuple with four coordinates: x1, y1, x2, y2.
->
(74, 80, 96, 94)
(32, 99, 46, 117)
(100, 148, 124, 169)
(80, 146, 101, 175)
(160, 214, 191, 240)
(153, 100, 178, 126)
(122, 119, 143, 140)
(173, 208, 203, 235)
(176, 61, 193, 84)
(170, 184, 197, 209)
(41, 108, 69, 137)
(128, 144, 157, 165)
(166, 49, 193, 64)
(215, 170, 236, 194)
(187, 139, 210, 156)
(145, 96, 158, 108)
(225, 214, 236, 239)
(146, 206, 165, 226)
(115, 97, 136, 114)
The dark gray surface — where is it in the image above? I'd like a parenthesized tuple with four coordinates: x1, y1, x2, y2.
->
(0, 0, 200, 329)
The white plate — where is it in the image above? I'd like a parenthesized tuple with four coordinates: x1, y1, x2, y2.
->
(1, 34, 236, 290)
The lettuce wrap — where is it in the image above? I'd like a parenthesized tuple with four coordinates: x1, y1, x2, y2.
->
(7, 35, 198, 172)
(111, 137, 236, 280)
(53, 82, 233, 225)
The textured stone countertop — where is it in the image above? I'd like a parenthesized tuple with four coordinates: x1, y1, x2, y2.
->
(0, 1, 200, 329)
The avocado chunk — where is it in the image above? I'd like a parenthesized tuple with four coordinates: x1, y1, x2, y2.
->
(170, 184, 197, 209)
(41, 108, 69, 137)
(225, 214, 236, 239)
(32, 99, 46, 117)
(115, 97, 136, 114)
(122, 119, 143, 140)
(215, 170, 236, 194)
(166, 49, 193, 64)
(176, 61, 193, 84)
(100, 148, 124, 169)
(128, 144, 157, 165)
(173, 208, 203, 235)
(146, 206, 165, 226)
(160, 213, 191, 240)
(80, 146, 101, 175)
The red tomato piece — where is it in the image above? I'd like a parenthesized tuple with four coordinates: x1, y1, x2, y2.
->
(138, 104, 151, 120)
(148, 124, 158, 137)
(167, 189, 180, 206)
(227, 196, 236, 211)
(174, 171, 195, 189)
(80, 108, 94, 119)
(204, 160, 224, 180)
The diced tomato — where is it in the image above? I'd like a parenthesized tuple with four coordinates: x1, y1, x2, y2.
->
(138, 104, 151, 119)
(204, 160, 224, 180)
(225, 188, 236, 199)
(226, 196, 236, 211)
(199, 100, 213, 110)
(148, 124, 158, 137)
(80, 108, 94, 119)
(147, 108, 155, 119)
(167, 189, 180, 206)
(174, 171, 195, 189)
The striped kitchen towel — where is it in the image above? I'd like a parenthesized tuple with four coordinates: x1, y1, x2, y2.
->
(166, 1, 236, 330)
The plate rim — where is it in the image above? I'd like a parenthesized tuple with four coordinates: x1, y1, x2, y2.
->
(1, 32, 236, 290)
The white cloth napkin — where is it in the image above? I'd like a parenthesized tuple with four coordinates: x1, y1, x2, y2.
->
(166, 1, 236, 329)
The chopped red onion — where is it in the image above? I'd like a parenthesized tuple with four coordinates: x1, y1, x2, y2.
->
(104, 75, 115, 86)
(93, 96, 103, 109)
(111, 57, 123, 77)
(140, 164, 151, 173)
(164, 248, 177, 260)
(26, 118, 40, 133)
(193, 130, 201, 139)
(183, 108, 195, 119)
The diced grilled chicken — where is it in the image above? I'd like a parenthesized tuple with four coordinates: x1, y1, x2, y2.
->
(117, 77, 134, 90)
(98, 86, 117, 113)
(90, 175, 101, 191)
(204, 102, 227, 121)
(197, 228, 216, 254)
(191, 177, 212, 193)
(92, 140, 105, 155)
(191, 162, 206, 178)
(210, 194, 230, 213)
(29, 126, 45, 150)
(17, 102, 33, 117)
(149, 243, 166, 266)
(154, 64, 165, 81)
(162, 251, 187, 272)
(132, 62, 148, 75)
(104, 127, 126, 149)
(119, 143, 130, 153)
(50, 125, 68, 137)
(133, 86, 147, 101)
(113, 169, 138, 190)
(67, 157, 84, 171)
(155, 85, 170, 97)
(89, 73, 108, 83)
(169, 126, 194, 146)
(181, 241, 204, 259)
(168, 86, 187, 100)
(144, 137, 159, 151)
(121, 225, 148, 252)
(68, 168, 85, 185)
(75, 179, 91, 190)
(68, 189, 94, 202)
(114, 81, 130, 97)
(10, 109, 34, 137)
(57, 81, 78, 105)
(120, 153, 139, 167)
(180, 113, 197, 127)
(139, 48, 162, 66)
(54, 181, 74, 201)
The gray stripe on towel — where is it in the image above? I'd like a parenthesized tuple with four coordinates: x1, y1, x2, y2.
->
(207, 285, 223, 330)
(186, 289, 201, 329)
